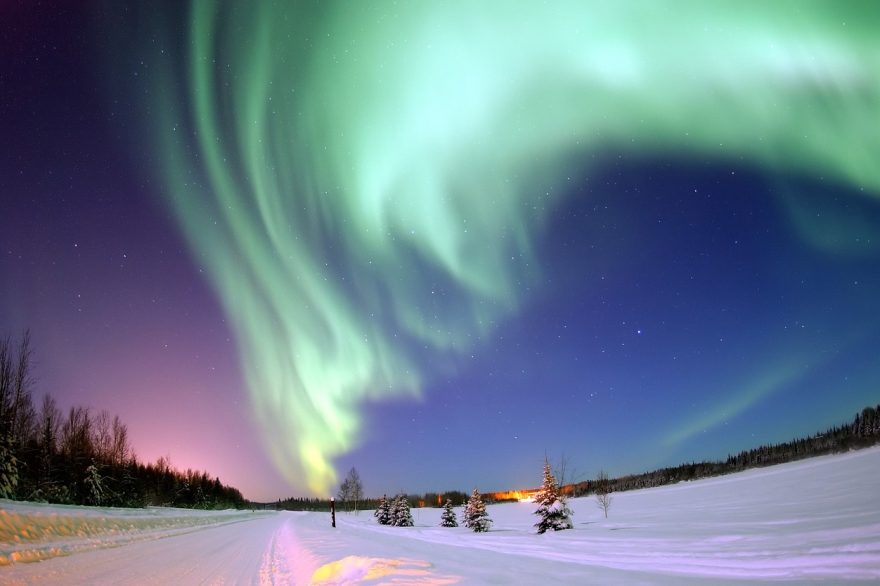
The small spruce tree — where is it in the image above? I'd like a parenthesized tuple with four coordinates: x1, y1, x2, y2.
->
(390, 494, 400, 526)
(373, 495, 384, 522)
(375, 494, 392, 525)
(534, 459, 573, 534)
(459, 498, 471, 527)
(464, 488, 492, 532)
(392, 494, 414, 527)
(440, 498, 458, 527)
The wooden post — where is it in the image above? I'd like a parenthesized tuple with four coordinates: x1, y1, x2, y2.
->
(330, 497, 336, 528)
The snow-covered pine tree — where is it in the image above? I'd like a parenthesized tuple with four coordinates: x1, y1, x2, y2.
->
(389, 495, 400, 526)
(373, 495, 383, 521)
(84, 461, 104, 506)
(392, 494, 414, 527)
(465, 488, 492, 532)
(460, 498, 472, 527)
(0, 433, 18, 498)
(440, 498, 458, 527)
(375, 494, 392, 525)
(533, 459, 573, 534)
(195, 485, 207, 509)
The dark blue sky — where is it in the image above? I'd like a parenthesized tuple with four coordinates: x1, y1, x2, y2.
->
(342, 157, 880, 494)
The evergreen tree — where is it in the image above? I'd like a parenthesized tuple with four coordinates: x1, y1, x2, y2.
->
(390, 495, 400, 525)
(534, 459, 573, 534)
(118, 460, 142, 508)
(392, 494, 414, 527)
(464, 488, 492, 532)
(37, 394, 60, 489)
(374, 494, 392, 525)
(84, 461, 104, 506)
(195, 485, 207, 509)
(460, 498, 471, 527)
(373, 494, 383, 520)
(440, 498, 458, 527)
(0, 333, 250, 510)
(0, 433, 18, 498)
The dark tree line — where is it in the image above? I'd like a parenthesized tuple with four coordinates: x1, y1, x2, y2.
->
(274, 489, 472, 512)
(275, 494, 403, 512)
(0, 333, 244, 509)
(274, 496, 338, 511)
(570, 404, 880, 496)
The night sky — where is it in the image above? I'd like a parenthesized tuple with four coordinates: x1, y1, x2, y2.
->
(2, 2, 878, 502)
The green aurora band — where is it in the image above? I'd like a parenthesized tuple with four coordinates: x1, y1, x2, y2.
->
(141, 1, 879, 495)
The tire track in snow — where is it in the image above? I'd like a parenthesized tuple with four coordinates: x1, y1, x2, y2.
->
(259, 512, 319, 585)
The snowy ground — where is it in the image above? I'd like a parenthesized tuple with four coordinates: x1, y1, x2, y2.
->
(2, 447, 879, 584)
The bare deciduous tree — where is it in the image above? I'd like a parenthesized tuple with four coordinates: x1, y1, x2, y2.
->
(595, 469, 612, 518)
(61, 406, 93, 463)
(337, 476, 351, 506)
(0, 332, 35, 498)
(0, 331, 35, 445)
(93, 409, 113, 462)
(337, 467, 363, 513)
(110, 415, 130, 466)
(552, 452, 583, 497)
(348, 468, 363, 514)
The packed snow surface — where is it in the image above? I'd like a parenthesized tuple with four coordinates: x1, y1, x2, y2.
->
(2, 447, 879, 584)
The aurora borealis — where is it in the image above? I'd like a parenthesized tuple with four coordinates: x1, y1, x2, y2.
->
(2, 2, 879, 500)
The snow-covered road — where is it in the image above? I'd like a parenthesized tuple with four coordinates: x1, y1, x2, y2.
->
(1, 507, 669, 585)
(3, 447, 880, 584)
(2, 512, 305, 585)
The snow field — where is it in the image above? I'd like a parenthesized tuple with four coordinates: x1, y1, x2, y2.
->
(1, 446, 879, 584)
